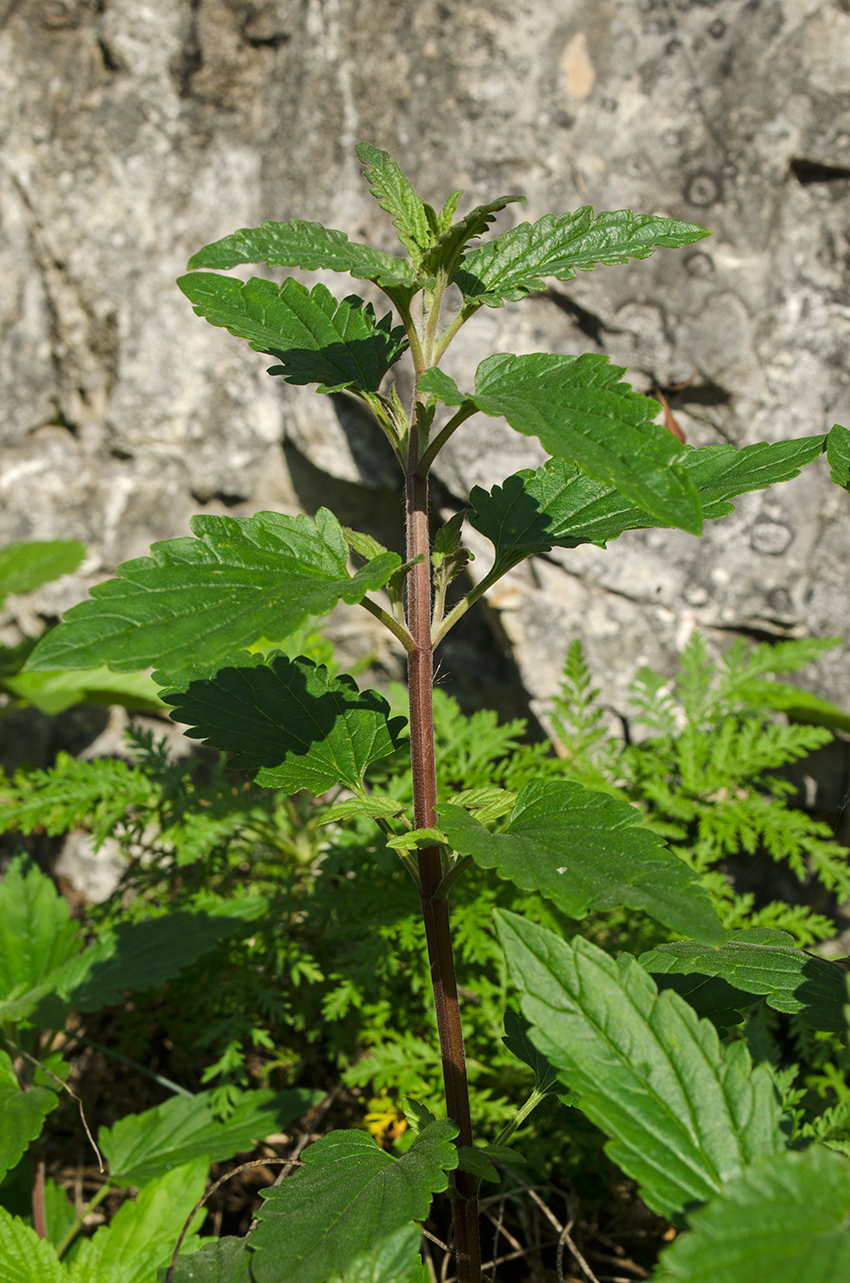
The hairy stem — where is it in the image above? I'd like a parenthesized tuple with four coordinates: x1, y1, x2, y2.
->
(405, 431, 481, 1281)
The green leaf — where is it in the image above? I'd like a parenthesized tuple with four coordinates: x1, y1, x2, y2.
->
(422, 195, 526, 278)
(3, 667, 166, 716)
(186, 218, 417, 292)
(417, 368, 467, 408)
(730, 680, 850, 733)
(100, 1088, 318, 1188)
(469, 352, 702, 534)
(48, 902, 267, 1019)
(355, 143, 433, 265)
(322, 796, 407, 825)
(453, 206, 709, 307)
(495, 912, 784, 1221)
(249, 1120, 459, 1283)
(25, 508, 400, 675)
(0, 1051, 62, 1183)
(168, 1238, 251, 1283)
(160, 653, 407, 794)
(468, 436, 826, 568)
(0, 856, 82, 1000)
(177, 276, 407, 394)
(0, 540, 86, 610)
(455, 1147, 498, 1183)
(440, 781, 724, 944)
(639, 930, 850, 1033)
(331, 1223, 425, 1283)
(654, 1146, 850, 1283)
(68, 1160, 208, 1283)
(827, 423, 850, 491)
(0, 1206, 67, 1283)
(502, 1010, 560, 1094)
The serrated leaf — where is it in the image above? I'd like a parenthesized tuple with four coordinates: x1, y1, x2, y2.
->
(440, 781, 724, 944)
(455, 1146, 498, 1183)
(45, 902, 266, 1020)
(0, 1051, 62, 1182)
(25, 508, 400, 675)
(495, 912, 784, 1221)
(356, 143, 433, 266)
(639, 930, 850, 1033)
(449, 787, 516, 823)
(0, 1206, 67, 1283)
(654, 1146, 850, 1283)
(322, 796, 408, 825)
(160, 653, 406, 794)
(249, 1120, 459, 1283)
(187, 218, 417, 291)
(417, 368, 467, 408)
(502, 1010, 560, 1094)
(168, 1238, 251, 1283)
(68, 1160, 208, 1283)
(453, 207, 709, 307)
(401, 1098, 437, 1134)
(730, 680, 850, 733)
(331, 1223, 424, 1283)
(469, 352, 702, 534)
(0, 540, 86, 610)
(178, 276, 407, 393)
(827, 423, 850, 491)
(100, 1088, 318, 1188)
(385, 827, 447, 853)
(422, 194, 525, 278)
(468, 436, 826, 569)
(0, 856, 82, 1000)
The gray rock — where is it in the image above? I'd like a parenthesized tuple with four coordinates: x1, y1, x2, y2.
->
(2, 0, 849, 742)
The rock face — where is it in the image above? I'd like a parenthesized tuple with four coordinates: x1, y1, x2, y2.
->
(2, 0, 850, 739)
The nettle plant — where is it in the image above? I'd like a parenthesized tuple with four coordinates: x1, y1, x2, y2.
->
(23, 146, 850, 1281)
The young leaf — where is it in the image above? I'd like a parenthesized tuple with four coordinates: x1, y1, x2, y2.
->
(100, 1088, 318, 1188)
(439, 780, 724, 944)
(187, 218, 417, 291)
(421, 194, 526, 278)
(827, 423, 850, 491)
(654, 1145, 850, 1283)
(453, 206, 709, 307)
(0, 856, 82, 998)
(502, 1010, 560, 1094)
(495, 912, 784, 1221)
(468, 435, 826, 568)
(249, 1121, 459, 1283)
(639, 930, 850, 1033)
(321, 795, 408, 825)
(0, 1050, 62, 1182)
(177, 276, 408, 393)
(25, 509, 400, 675)
(159, 653, 407, 793)
(417, 368, 468, 408)
(469, 352, 702, 534)
(67, 1160, 208, 1283)
(355, 143, 433, 265)
(0, 540, 86, 609)
(0, 1206, 67, 1283)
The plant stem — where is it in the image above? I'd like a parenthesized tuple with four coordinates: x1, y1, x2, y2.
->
(405, 431, 481, 1281)
(56, 1179, 112, 1260)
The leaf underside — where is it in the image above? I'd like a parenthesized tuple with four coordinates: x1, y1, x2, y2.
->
(440, 780, 724, 944)
(25, 509, 400, 675)
(0, 539, 86, 608)
(640, 929, 850, 1033)
(159, 652, 407, 793)
(495, 912, 784, 1222)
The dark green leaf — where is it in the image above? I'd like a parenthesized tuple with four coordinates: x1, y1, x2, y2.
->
(160, 653, 407, 793)
(469, 352, 702, 533)
(186, 218, 416, 291)
(0, 540, 86, 608)
(177, 276, 407, 393)
(330, 1223, 424, 1283)
(827, 423, 850, 492)
(654, 1146, 850, 1283)
(0, 1051, 61, 1182)
(0, 856, 82, 1000)
(639, 930, 850, 1033)
(169, 1238, 252, 1283)
(495, 912, 784, 1221)
(356, 143, 433, 265)
(249, 1121, 459, 1283)
(453, 207, 709, 307)
(25, 508, 400, 674)
(468, 436, 826, 569)
(456, 1147, 498, 1183)
(100, 1089, 318, 1188)
(440, 781, 724, 944)
(502, 1010, 560, 1094)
